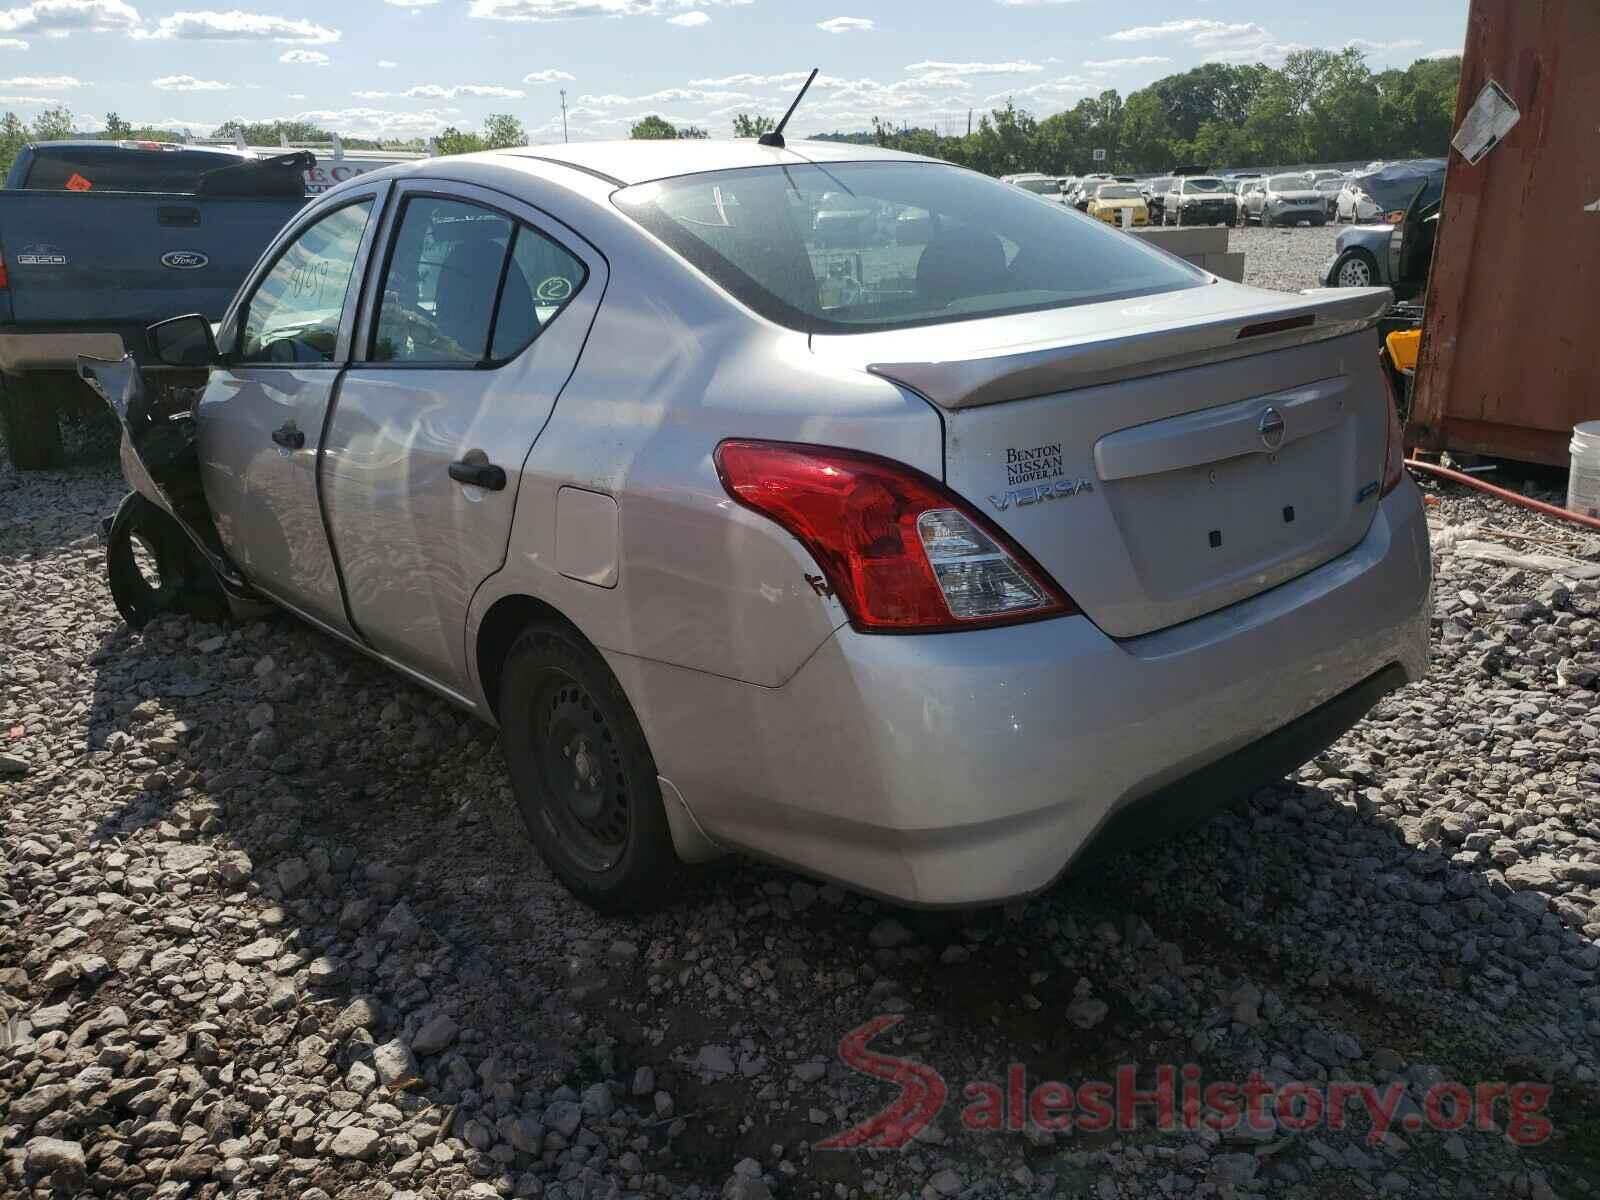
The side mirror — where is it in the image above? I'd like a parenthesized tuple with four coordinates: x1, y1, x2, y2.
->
(148, 313, 219, 367)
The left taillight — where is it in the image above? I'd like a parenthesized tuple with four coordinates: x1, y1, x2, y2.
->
(0, 254, 9, 291)
(1380, 358, 1405, 496)
(715, 439, 1078, 633)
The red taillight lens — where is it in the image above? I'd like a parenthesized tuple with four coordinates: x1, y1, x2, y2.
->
(1380, 361, 1405, 496)
(0, 258, 9, 290)
(715, 439, 1078, 632)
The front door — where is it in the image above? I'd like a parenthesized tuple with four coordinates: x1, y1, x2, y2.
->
(196, 187, 388, 635)
(320, 182, 605, 695)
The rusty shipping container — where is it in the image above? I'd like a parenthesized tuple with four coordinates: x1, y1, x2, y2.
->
(1408, 0, 1600, 466)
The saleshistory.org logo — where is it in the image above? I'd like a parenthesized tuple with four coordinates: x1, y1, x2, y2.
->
(814, 1016, 1556, 1150)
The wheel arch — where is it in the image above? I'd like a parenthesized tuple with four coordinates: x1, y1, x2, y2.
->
(473, 591, 586, 724)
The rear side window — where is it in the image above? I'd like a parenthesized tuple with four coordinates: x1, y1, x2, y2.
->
(615, 161, 1202, 335)
(370, 195, 586, 365)
(21, 147, 245, 192)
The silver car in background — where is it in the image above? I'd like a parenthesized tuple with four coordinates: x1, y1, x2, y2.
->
(1241, 173, 1330, 227)
(94, 140, 1431, 912)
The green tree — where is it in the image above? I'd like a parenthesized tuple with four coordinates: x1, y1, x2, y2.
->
(103, 112, 132, 140)
(732, 112, 774, 138)
(434, 126, 487, 155)
(677, 124, 708, 139)
(30, 106, 74, 142)
(1118, 88, 1176, 173)
(0, 111, 27, 176)
(630, 114, 678, 140)
(482, 113, 526, 149)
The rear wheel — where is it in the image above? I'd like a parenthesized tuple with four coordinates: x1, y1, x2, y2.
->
(0, 374, 65, 470)
(106, 492, 228, 629)
(499, 622, 682, 912)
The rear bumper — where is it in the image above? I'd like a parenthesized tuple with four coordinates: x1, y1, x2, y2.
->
(614, 480, 1431, 907)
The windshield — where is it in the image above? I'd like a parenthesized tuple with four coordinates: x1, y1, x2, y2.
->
(1314, 178, 1343, 193)
(1096, 184, 1140, 200)
(1182, 178, 1228, 193)
(1270, 174, 1313, 190)
(1016, 178, 1059, 194)
(615, 161, 1205, 334)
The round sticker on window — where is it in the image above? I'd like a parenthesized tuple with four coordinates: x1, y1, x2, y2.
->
(536, 276, 573, 303)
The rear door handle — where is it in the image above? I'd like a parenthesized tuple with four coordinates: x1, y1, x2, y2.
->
(271, 424, 305, 450)
(448, 460, 506, 491)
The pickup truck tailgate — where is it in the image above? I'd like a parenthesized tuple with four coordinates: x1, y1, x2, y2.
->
(0, 190, 306, 327)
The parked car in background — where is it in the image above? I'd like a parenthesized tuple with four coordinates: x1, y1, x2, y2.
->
(1162, 176, 1239, 226)
(1001, 173, 1063, 200)
(91, 138, 1428, 912)
(1337, 159, 1446, 226)
(1068, 173, 1114, 210)
(1326, 179, 1441, 299)
(1143, 176, 1174, 222)
(0, 140, 311, 468)
(1314, 176, 1345, 219)
(1240, 173, 1328, 227)
(1086, 182, 1149, 227)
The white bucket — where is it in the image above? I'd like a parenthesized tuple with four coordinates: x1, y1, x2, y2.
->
(1569, 420, 1600, 518)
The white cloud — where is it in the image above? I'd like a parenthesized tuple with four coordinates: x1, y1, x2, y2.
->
(817, 15, 870, 33)
(0, 0, 139, 37)
(385, 0, 438, 6)
(468, 0, 749, 21)
(279, 48, 329, 64)
(137, 10, 341, 44)
(0, 35, 24, 45)
(1083, 55, 1170, 69)
(153, 74, 231, 90)
(523, 68, 575, 82)
(578, 85, 749, 107)
(1108, 19, 1225, 42)
(0, 92, 56, 102)
(286, 105, 455, 136)
(351, 89, 392, 98)
(996, 0, 1080, 5)
(403, 82, 525, 99)
(286, 92, 305, 99)
(904, 59, 1043, 77)
(689, 70, 811, 87)
(1422, 47, 1459, 60)
(982, 75, 1096, 102)
(1346, 37, 1423, 54)
(377, 58, 397, 67)
(665, 10, 706, 23)
(0, 73, 81, 86)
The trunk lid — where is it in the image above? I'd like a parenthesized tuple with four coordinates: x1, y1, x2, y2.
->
(812, 283, 1394, 638)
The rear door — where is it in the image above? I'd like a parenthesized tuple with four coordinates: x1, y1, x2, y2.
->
(321, 180, 605, 696)
(196, 184, 389, 635)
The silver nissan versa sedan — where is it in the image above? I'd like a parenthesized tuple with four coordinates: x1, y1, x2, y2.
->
(85, 139, 1431, 912)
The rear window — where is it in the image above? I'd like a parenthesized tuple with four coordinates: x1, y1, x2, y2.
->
(614, 161, 1204, 335)
(1270, 174, 1313, 190)
(20, 146, 247, 193)
(1182, 178, 1229, 193)
(1095, 184, 1140, 200)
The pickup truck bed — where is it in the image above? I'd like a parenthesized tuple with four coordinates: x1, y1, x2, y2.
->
(0, 175, 307, 468)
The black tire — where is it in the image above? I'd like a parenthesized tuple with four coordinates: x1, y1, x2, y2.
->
(1329, 248, 1379, 289)
(499, 622, 682, 912)
(106, 492, 228, 629)
(0, 374, 65, 470)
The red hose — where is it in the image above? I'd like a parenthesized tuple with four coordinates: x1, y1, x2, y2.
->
(1405, 458, 1600, 532)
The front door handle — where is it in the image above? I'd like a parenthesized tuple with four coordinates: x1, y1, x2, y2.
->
(448, 459, 506, 491)
(271, 424, 305, 450)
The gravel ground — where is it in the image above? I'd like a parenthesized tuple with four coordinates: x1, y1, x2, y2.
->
(1235, 225, 1341, 292)
(4, 232, 1599, 1200)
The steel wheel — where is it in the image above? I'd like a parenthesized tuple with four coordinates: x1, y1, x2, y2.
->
(533, 673, 630, 872)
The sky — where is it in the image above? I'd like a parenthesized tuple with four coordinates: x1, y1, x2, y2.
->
(0, 0, 1470, 143)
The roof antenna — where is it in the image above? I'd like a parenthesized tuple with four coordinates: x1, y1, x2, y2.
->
(759, 67, 818, 149)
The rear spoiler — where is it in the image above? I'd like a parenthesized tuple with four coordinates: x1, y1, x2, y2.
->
(867, 287, 1393, 410)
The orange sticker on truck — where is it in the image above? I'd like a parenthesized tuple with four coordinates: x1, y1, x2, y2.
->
(65, 172, 92, 191)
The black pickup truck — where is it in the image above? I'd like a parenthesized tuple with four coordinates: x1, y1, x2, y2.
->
(0, 141, 312, 468)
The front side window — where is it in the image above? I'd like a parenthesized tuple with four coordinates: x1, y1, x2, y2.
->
(239, 199, 373, 364)
(370, 196, 587, 364)
(615, 161, 1203, 335)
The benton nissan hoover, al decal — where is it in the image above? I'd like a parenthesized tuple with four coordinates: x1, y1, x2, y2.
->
(1007, 443, 1064, 485)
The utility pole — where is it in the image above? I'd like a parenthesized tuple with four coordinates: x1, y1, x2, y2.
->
(967, 108, 972, 136)
(560, 89, 568, 143)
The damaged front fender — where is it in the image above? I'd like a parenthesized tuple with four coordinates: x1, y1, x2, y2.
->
(77, 353, 251, 597)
